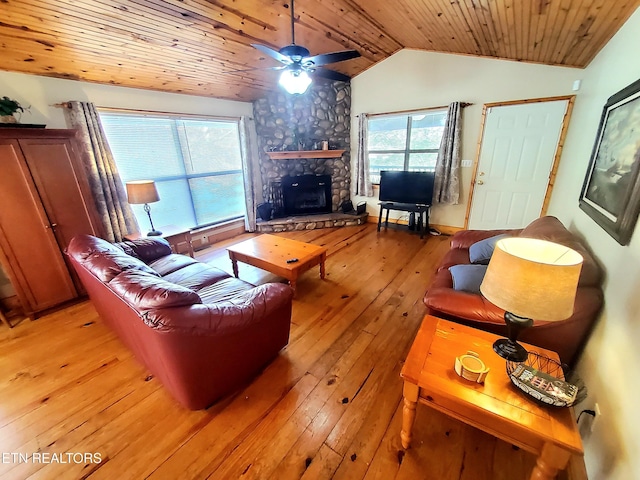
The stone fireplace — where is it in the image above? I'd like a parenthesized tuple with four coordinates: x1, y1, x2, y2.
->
(253, 82, 352, 213)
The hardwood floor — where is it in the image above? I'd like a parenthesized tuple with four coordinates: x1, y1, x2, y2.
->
(0, 224, 578, 479)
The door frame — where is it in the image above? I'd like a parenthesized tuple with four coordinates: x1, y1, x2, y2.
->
(464, 95, 576, 229)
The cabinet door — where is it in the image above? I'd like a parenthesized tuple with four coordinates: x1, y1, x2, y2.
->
(19, 138, 102, 250)
(0, 141, 77, 315)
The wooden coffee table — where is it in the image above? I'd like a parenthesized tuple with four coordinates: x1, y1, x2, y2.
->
(227, 234, 327, 293)
(400, 316, 583, 480)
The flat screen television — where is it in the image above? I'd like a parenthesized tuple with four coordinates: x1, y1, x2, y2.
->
(378, 170, 435, 205)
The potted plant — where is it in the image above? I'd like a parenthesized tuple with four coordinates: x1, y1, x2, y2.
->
(0, 97, 25, 124)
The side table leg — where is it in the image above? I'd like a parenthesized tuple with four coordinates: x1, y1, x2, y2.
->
(319, 252, 326, 279)
(377, 205, 383, 232)
(401, 381, 419, 449)
(530, 443, 571, 480)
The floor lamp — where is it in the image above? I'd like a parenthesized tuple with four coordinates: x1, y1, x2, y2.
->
(480, 237, 583, 362)
(125, 180, 162, 236)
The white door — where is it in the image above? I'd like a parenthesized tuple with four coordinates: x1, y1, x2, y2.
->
(468, 100, 568, 230)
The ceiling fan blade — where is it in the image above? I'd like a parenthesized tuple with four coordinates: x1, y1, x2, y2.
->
(304, 50, 361, 67)
(251, 44, 291, 64)
(222, 65, 286, 74)
(310, 67, 351, 82)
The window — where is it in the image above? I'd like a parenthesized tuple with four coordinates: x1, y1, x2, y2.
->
(368, 109, 447, 184)
(99, 111, 246, 230)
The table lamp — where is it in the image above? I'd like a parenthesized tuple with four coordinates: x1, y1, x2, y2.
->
(480, 237, 583, 362)
(125, 180, 162, 236)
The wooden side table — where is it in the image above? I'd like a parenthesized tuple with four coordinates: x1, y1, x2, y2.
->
(124, 225, 195, 258)
(401, 316, 583, 480)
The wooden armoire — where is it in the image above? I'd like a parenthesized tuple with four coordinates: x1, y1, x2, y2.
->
(0, 128, 103, 318)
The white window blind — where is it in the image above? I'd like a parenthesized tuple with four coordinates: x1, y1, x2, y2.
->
(99, 111, 246, 230)
(367, 109, 448, 184)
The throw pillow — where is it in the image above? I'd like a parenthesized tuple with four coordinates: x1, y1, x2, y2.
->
(449, 264, 488, 294)
(469, 234, 509, 264)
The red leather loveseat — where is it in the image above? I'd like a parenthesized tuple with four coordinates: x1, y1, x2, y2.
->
(67, 234, 293, 409)
(423, 216, 603, 366)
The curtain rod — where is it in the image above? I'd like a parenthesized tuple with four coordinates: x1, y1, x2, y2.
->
(51, 102, 72, 108)
(357, 102, 473, 118)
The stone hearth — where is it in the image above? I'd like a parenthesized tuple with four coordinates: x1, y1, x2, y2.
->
(256, 212, 368, 233)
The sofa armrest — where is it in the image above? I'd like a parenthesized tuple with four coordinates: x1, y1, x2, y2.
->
(450, 228, 521, 249)
(141, 283, 294, 335)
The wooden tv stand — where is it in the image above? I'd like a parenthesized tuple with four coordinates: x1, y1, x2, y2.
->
(377, 202, 430, 239)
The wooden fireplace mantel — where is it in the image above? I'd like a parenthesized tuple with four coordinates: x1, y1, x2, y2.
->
(266, 150, 345, 160)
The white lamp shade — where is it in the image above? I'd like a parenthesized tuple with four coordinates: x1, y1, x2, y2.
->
(126, 180, 160, 204)
(480, 237, 583, 321)
(279, 69, 312, 94)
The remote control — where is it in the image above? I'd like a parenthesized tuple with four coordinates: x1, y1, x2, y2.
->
(286, 258, 299, 263)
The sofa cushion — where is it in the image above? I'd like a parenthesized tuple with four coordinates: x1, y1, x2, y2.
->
(196, 277, 256, 303)
(162, 263, 231, 290)
(449, 264, 488, 293)
(437, 248, 472, 272)
(83, 251, 160, 283)
(469, 234, 510, 264)
(117, 237, 173, 263)
(149, 254, 200, 276)
(110, 270, 202, 310)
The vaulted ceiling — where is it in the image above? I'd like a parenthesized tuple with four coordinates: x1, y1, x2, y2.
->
(1, 1, 638, 103)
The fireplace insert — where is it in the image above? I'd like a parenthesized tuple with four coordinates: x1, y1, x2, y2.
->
(281, 174, 332, 216)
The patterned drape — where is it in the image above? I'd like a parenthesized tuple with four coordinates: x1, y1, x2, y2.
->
(354, 113, 374, 197)
(239, 116, 261, 232)
(64, 101, 139, 242)
(433, 102, 462, 205)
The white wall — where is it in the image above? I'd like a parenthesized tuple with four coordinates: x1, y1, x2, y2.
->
(0, 70, 253, 128)
(547, 8, 640, 480)
(0, 71, 253, 299)
(350, 50, 581, 228)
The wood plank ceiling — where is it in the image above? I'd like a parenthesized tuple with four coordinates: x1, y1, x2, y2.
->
(1, 1, 638, 103)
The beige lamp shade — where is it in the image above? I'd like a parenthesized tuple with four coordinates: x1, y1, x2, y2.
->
(480, 237, 583, 321)
(126, 180, 160, 204)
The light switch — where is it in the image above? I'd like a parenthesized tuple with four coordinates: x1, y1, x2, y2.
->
(461, 159, 473, 168)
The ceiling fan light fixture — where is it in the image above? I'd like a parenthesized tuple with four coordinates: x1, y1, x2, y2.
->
(279, 69, 312, 94)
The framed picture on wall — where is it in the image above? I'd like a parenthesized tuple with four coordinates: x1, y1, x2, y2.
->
(579, 78, 640, 245)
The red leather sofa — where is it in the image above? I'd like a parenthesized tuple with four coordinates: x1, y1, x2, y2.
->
(423, 216, 603, 366)
(67, 234, 293, 409)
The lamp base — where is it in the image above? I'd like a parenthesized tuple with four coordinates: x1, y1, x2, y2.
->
(147, 230, 163, 236)
(493, 338, 528, 362)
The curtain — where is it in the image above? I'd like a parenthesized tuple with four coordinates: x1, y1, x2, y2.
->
(239, 116, 262, 232)
(354, 114, 374, 197)
(64, 101, 139, 242)
(433, 102, 462, 205)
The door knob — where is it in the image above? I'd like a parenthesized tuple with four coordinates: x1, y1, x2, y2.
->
(477, 180, 484, 185)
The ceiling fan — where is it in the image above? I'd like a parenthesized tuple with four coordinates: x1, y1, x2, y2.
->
(230, 0, 361, 94)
